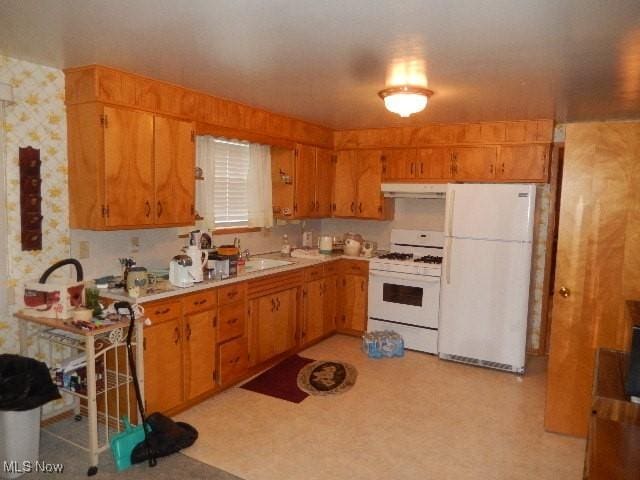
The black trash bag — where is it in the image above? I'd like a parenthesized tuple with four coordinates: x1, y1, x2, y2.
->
(0, 354, 61, 411)
(131, 413, 198, 464)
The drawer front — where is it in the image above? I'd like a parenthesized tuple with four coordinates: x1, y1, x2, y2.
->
(218, 336, 249, 385)
(218, 282, 247, 306)
(144, 300, 181, 325)
(339, 259, 369, 276)
(324, 261, 339, 276)
(182, 290, 217, 315)
(304, 265, 324, 282)
(218, 301, 246, 343)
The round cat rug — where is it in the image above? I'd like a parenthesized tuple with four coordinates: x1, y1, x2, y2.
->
(296, 360, 357, 396)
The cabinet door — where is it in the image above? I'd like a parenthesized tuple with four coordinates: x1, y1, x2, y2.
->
(294, 144, 317, 218)
(144, 318, 183, 412)
(382, 149, 416, 181)
(271, 146, 295, 218)
(183, 310, 216, 401)
(355, 150, 384, 218)
(340, 274, 368, 333)
(302, 279, 324, 345)
(103, 106, 154, 227)
(452, 146, 497, 181)
(323, 275, 338, 334)
(315, 147, 334, 217)
(154, 116, 195, 225)
(251, 288, 298, 365)
(218, 336, 249, 386)
(333, 151, 357, 217)
(417, 147, 452, 180)
(497, 144, 549, 182)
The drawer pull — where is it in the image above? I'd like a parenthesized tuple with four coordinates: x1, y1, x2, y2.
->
(173, 326, 180, 344)
(227, 291, 238, 299)
(227, 317, 238, 325)
(155, 307, 170, 315)
(186, 323, 192, 340)
(194, 299, 207, 305)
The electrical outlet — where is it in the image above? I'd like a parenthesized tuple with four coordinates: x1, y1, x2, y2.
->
(78, 241, 90, 259)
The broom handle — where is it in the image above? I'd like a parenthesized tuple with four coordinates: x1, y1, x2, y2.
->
(115, 301, 157, 467)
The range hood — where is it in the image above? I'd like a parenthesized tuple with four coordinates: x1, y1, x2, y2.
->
(381, 183, 447, 198)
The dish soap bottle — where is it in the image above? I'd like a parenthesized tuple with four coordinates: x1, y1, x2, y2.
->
(281, 234, 291, 257)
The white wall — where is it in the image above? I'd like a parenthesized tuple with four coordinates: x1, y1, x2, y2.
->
(70, 220, 322, 279)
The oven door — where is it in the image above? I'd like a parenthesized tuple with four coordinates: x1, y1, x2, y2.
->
(368, 270, 440, 329)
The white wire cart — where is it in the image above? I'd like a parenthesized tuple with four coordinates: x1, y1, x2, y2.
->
(15, 313, 144, 476)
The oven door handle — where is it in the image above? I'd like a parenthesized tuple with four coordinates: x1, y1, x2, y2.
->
(369, 270, 441, 283)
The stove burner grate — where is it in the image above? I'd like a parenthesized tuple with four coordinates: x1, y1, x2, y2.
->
(414, 255, 443, 264)
(377, 252, 414, 261)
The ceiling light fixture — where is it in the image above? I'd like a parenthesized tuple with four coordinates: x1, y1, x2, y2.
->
(378, 85, 433, 117)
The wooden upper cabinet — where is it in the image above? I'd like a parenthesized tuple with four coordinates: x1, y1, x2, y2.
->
(333, 150, 358, 217)
(416, 147, 452, 181)
(451, 146, 497, 181)
(382, 148, 416, 181)
(315, 147, 334, 217)
(68, 103, 196, 229)
(154, 116, 196, 225)
(294, 144, 317, 217)
(497, 144, 549, 182)
(356, 150, 385, 218)
(103, 106, 154, 227)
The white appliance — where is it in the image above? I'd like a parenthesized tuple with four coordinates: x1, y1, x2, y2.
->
(169, 254, 193, 288)
(185, 245, 207, 283)
(368, 229, 443, 354)
(438, 183, 536, 374)
(381, 183, 447, 198)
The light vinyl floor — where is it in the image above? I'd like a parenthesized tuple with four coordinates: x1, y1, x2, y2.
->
(176, 335, 585, 480)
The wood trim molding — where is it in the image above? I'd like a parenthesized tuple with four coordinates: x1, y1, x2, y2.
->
(212, 226, 261, 236)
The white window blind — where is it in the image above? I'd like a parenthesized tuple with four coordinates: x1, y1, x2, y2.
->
(212, 138, 250, 227)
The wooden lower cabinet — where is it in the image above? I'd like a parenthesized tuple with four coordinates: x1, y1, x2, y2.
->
(218, 336, 249, 386)
(248, 287, 298, 367)
(183, 309, 216, 401)
(337, 260, 369, 334)
(144, 312, 184, 413)
(301, 270, 339, 347)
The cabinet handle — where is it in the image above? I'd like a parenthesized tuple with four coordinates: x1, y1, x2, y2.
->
(227, 317, 238, 325)
(310, 200, 315, 211)
(358, 203, 363, 213)
(145, 201, 151, 217)
(271, 298, 276, 312)
(410, 163, 415, 175)
(155, 307, 170, 315)
(350, 202, 355, 213)
(420, 162, 424, 175)
(212, 315, 217, 328)
(173, 326, 180, 344)
(276, 297, 281, 311)
(157, 201, 163, 217)
(316, 200, 320, 211)
(194, 299, 207, 306)
(186, 323, 192, 340)
(227, 290, 238, 299)
(501, 162, 505, 176)
(490, 164, 494, 175)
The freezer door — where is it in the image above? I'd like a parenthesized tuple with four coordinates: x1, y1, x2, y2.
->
(439, 237, 531, 371)
(445, 183, 535, 242)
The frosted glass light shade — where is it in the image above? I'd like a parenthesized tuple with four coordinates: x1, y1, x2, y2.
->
(378, 85, 433, 117)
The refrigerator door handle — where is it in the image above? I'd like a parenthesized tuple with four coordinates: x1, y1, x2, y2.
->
(446, 190, 455, 236)
(445, 237, 452, 284)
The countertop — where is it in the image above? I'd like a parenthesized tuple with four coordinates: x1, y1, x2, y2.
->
(99, 252, 375, 305)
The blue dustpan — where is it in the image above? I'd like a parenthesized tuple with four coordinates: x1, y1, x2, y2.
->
(110, 416, 147, 471)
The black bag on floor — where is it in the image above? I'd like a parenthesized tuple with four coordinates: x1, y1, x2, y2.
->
(131, 412, 198, 464)
(0, 354, 61, 411)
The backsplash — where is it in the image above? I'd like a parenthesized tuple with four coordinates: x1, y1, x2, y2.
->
(70, 221, 320, 279)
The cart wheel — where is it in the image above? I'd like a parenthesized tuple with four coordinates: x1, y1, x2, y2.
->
(87, 466, 98, 476)
(74, 414, 83, 421)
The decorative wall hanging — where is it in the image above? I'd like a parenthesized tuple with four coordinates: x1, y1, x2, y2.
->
(19, 146, 43, 251)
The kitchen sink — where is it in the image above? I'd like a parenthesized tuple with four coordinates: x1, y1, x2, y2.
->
(244, 258, 294, 272)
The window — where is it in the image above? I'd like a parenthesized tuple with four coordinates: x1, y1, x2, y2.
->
(196, 136, 273, 231)
(212, 138, 250, 227)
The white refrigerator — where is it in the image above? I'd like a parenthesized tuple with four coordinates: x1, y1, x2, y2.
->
(438, 183, 536, 373)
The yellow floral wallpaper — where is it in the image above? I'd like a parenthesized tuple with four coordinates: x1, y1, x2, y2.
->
(0, 55, 70, 354)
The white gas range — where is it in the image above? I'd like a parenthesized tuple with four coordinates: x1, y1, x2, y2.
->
(368, 229, 443, 354)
